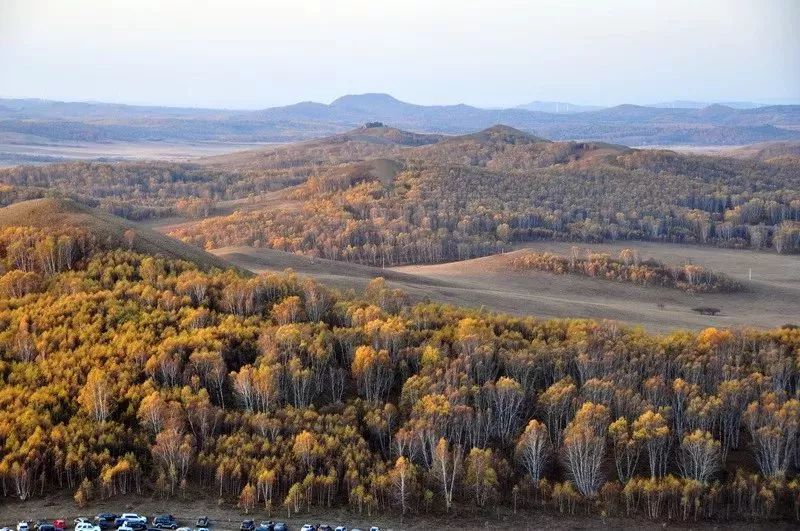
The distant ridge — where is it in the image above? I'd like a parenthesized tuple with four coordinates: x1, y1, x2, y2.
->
(1, 94, 799, 146)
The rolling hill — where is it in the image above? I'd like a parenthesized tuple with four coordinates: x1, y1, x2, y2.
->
(0, 198, 235, 271)
(167, 124, 800, 263)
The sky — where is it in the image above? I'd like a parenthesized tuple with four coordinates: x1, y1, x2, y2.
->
(1, 0, 798, 109)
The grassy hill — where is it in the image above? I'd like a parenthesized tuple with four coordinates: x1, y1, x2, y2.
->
(0, 198, 235, 271)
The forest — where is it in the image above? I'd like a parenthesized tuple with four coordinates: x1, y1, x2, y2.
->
(510, 248, 742, 293)
(168, 127, 800, 263)
(0, 223, 798, 522)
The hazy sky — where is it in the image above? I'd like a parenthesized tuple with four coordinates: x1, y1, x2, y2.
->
(1, 0, 798, 109)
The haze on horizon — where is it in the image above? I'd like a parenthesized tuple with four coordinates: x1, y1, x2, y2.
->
(1, 0, 799, 110)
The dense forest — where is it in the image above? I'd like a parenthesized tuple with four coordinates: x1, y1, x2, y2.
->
(510, 248, 742, 293)
(0, 223, 798, 522)
(168, 127, 800, 263)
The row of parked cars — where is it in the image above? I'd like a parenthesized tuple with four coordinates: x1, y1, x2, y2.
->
(3, 515, 211, 531)
(242, 524, 381, 531)
(3, 518, 382, 531)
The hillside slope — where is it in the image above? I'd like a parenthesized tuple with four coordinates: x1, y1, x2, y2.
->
(0, 198, 235, 271)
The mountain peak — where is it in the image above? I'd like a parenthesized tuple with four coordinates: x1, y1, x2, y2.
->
(330, 93, 405, 108)
(466, 124, 547, 144)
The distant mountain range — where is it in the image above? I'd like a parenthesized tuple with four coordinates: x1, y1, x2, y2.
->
(1, 93, 799, 146)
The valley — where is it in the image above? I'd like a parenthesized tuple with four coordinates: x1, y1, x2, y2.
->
(207, 242, 800, 333)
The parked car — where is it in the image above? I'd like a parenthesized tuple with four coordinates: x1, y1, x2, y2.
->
(116, 517, 145, 528)
(125, 524, 146, 531)
(239, 522, 255, 531)
(38, 525, 55, 531)
(2, 526, 13, 531)
(319, 526, 333, 531)
(53, 521, 66, 531)
(74, 520, 91, 526)
(151, 517, 177, 531)
(16, 524, 29, 531)
(256, 523, 274, 531)
(195, 518, 209, 529)
(272, 525, 288, 531)
(94, 516, 117, 531)
(117, 526, 133, 531)
(300, 526, 314, 531)
(76, 523, 101, 531)
(196, 528, 210, 531)
(334, 527, 348, 531)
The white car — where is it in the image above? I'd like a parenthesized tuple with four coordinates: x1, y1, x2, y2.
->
(17, 523, 29, 531)
(76, 524, 101, 531)
(301, 526, 314, 531)
(117, 526, 133, 531)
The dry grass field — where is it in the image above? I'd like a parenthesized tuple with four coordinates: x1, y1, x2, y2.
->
(0, 138, 274, 167)
(213, 241, 800, 334)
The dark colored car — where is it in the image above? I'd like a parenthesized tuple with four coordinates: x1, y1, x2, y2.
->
(38, 526, 55, 531)
(94, 515, 116, 531)
(127, 524, 147, 531)
(273, 524, 288, 531)
(240, 522, 255, 531)
(257, 523, 274, 531)
(94, 516, 117, 531)
(152, 517, 177, 530)
(195, 519, 210, 528)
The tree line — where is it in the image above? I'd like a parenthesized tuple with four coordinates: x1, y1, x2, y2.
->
(510, 248, 742, 293)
